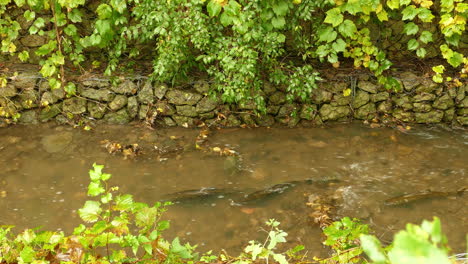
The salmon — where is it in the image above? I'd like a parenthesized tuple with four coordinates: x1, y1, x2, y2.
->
(384, 188, 466, 206)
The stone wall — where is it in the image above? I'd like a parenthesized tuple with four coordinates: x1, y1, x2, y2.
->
(0, 71, 467, 127)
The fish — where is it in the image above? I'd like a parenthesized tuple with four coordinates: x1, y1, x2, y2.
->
(235, 182, 297, 205)
(163, 187, 241, 204)
(384, 188, 467, 206)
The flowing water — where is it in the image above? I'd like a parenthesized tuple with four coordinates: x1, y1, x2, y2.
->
(0, 122, 467, 256)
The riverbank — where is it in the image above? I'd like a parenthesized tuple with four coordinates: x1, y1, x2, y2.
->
(1, 68, 467, 128)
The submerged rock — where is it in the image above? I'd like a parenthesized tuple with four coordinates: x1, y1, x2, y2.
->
(41, 131, 73, 153)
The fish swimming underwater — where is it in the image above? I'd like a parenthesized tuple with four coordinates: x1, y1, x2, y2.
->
(163, 187, 241, 204)
(384, 187, 467, 206)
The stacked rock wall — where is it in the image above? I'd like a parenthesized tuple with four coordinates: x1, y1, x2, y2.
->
(0, 71, 467, 127)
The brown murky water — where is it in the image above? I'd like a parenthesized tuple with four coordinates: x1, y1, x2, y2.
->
(0, 123, 467, 256)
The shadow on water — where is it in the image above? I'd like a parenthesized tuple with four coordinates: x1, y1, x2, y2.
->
(0, 122, 467, 256)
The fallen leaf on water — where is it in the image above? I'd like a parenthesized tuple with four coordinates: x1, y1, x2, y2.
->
(390, 135, 397, 142)
(240, 207, 255, 214)
(0, 190, 6, 198)
(212, 147, 221, 152)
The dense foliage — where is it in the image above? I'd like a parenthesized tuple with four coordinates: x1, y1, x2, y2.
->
(0, 0, 467, 111)
(0, 164, 465, 264)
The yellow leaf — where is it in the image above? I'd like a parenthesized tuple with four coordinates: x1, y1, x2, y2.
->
(420, 0, 433, 8)
(343, 88, 351, 97)
(212, 147, 221, 152)
(8, 43, 16, 53)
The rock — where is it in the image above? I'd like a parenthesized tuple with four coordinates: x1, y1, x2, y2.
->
(432, 94, 454, 110)
(331, 94, 351, 106)
(39, 103, 62, 122)
(18, 110, 38, 124)
(267, 105, 280, 115)
(12, 72, 39, 90)
(109, 95, 128, 111)
(413, 102, 432, 113)
(155, 101, 176, 116)
(327, 82, 348, 93)
(154, 83, 168, 100)
(172, 115, 195, 127)
(166, 89, 202, 105)
(127, 97, 139, 119)
(371, 92, 390, 102)
(20, 35, 47, 47)
(163, 117, 177, 126)
(269, 91, 287, 105)
(377, 101, 393, 113)
(456, 116, 468, 126)
(312, 89, 333, 104)
(18, 90, 39, 109)
(354, 103, 376, 120)
(319, 104, 351, 121)
(358, 81, 378, 93)
(194, 80, 210, 94)
(415, 79, 438, 93)
(239, 99, 256, 110)
(392, 109, 414, 122)
(199, 111, 215, 119)
(277, 103, 298, 117)
(263, 81, 277, 95)
(0, 85, 17, 97)
(255, 114, 275, 126)
(104, 109, 130, 124)
(225, 115, 241, 127)
(88, 102, 107, 119)
(138, 104, 150, 120)
(276, 115, 300, 127)
(176, 105, 198, 117)
(300, 104, 317, 120)
(413, 92, 436, 102)
(398, 72, 421, 91)
(443, 108, 455, 122)
(82, 79, 109, 88)
(447, 87, 457, 98)
(111, 80, 137, 94)
(196, 96, 218, 113)
(415, 110, 444, 123)
(460, 97, 468, 108)
(457, 108, 468, 116)
(240, 113, 257, 126)
(456, 85, 466, 102)
(138, 80, 154, 104)
(41, 131, 73, 153)
(394, 95, 413, 110)
(352, 90, 370, 108)
(80, 88, 114, 102)
(63, 98, 87, 114)
(41, 88, 65, 106)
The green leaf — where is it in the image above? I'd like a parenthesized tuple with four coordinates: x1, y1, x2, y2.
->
(403, 22, 419, 35)
(324, 8, 343, 27)
(89, 163, 104, 181)
(272, 1, 289, 16)
(387, 0, 399, 9)
(88, 181, 105, 196)
(416, 47, 427, 58)
(318, 26, 337, 43)
(271, 16, 286, 29)
(273, 253, 288, 264)
(447, 52, 463, 68)
(432, 65, 445, 74)
(68, 9, 83, 23)
(24, 10, 36, 21)
(417, 8, 434, 22)
(433, 74, 443, 83)
(115, 194, 134, 211)
(78, 201, 102, 223)
(401, 5, 419, 20)
(56, 12, 67, 27)
(35, 40, 57, 56)
(64, 82, 76, 95)
(64, 24, 77, 36)
(219, 12, 234, 26)
(171, 237, 192, 259)
(18, 50, 29, 62)
(96, 4, 113, 19)
(207, 0, 222, 17)
(407, 38, 419, 50)
(19, 246, 35, 263)
(332, 38, 346, 52)
(224, 0, 241, 16)
(445, 34, 460, 47)
(360, 234, 387, 263)
(343, 0, 362, 15)
(32, 17, 46, 30)
(338, 20, 357, 39)
(419, 31, 433, 44)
